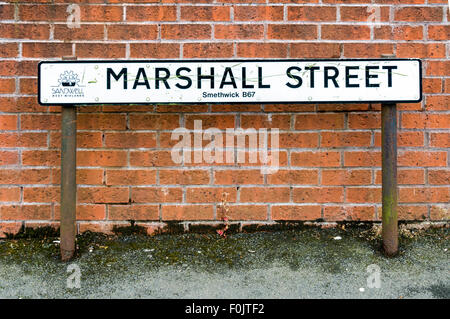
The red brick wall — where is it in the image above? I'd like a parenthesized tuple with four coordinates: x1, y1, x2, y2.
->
(0, 0, 449, 236)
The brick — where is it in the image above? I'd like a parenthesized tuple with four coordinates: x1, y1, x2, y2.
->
(344, 151, 381, 167)
(0, 61, 18, 76)
(0, 79, 15, 94)
(398, 205, 428, 220)
(346, 187, 381, 203)
(427, 61, 450, 76)
(127, 5, 176, 21)
(344, 43, 394, 58)
(323, 206, 375, 221)
(19, 78, 37, 95)
(184, 43, 234, 58)
(240, 114, 290, 129)
(293, 187, 344, 203)
(185, 114, 235, 129)
(0, 4, 15, 20)
(399, 151, 447, 167)
(22, 150, 60, 166)
(181, 6, 230, 21)
(401, 113, 450, 129)
(161, 205, 213, 220)
(78, 187, 129, 204)
(159, 169, 210, 185)
(130, 43, 180, 58)
(267, 169, 318, 185)
(428, 170, 450, 185)
(0, 24, 50, 40)
(425, 96, 450, 111)
(106, 170, 156, 186)
(295, 113, 344, 130)
(348, 113, 380, 129)
(215, 24, 264, 40)
(271, 205, 321, 220)
(428, 25, 450, 40)
(225, 205, 267, 221)
(131, 187, 182, 203)
(0, 115, 17, 130)
(430, 205, 449, 220)
(234, 5, 283, 21)
(55, 24, 104, 40)
(397, 43, 446, 58)
(76, 43, 125, 59)
(288, 6, 336, 21)
(129, 114, 180, 130)
(0, 169, 51, 185)
(240, 187, 290, 203)
(279, 133, 319, 148)
(77, 114, 126, 130)
(445, 79, 450, 94)
(162, 24, 211, 40)
(422, 78, 442, 94)
(108, 24, 157, 40)
(322, 169, 371, 186)
(20, 114, 60, 130)
(429, 133, 450, 148)
(0, 43, 18, 58)
(108, 205, 158, 221)
(375, 25, 424, 40)
(104, 132, 157, 149)
(50, 132, 102, 148)
(400, 187, 449, 203)
(237, 43, 288, 58)
(0, 187, 21, 202)
(340, 6, 389, 21)
(77, 150, 127, 167)
(80, 5, 123, 22)
(290, 43, 341, 58)
(19, 4, 67, 21)
(322, 25, 371, 40)
(22, 42, 72, 58)
(0, 205, 51, 220)
(23, 187, 59, 203)
(214, 169, 264, 185)
(291, 151, 341, 167)
(321, 132, 372, 148)
(0, 151, 18, 166)
(186, 187, 237, 203)
(394, 6, 443, 22)
(0, 133, 47, 148)
(267, 24, 317, 40)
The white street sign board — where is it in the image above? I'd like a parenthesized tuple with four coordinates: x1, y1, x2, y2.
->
(38, 59, 422, 105)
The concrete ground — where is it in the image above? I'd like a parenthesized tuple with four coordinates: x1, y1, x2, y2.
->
(0, 224, 448, 299)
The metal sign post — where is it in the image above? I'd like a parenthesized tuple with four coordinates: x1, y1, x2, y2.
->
(60, 104, 77, 261)
(59, 56, 77, 261)
(38, 59, 421, 260)
(381, 102, 398, 256)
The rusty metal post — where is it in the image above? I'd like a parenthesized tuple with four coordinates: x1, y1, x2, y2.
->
(60, 56, 78, 262)
(381, 102, 398, 256)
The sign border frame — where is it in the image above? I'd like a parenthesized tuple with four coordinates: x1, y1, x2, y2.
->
(38, 58, 422, 106)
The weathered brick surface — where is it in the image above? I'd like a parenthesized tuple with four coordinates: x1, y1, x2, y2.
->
(0, 1, 448, 236)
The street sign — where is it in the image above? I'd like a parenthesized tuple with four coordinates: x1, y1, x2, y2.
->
(38, 59, 422, 105)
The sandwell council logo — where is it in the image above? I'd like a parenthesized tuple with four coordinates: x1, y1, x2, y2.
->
(51, 70, 85, 98)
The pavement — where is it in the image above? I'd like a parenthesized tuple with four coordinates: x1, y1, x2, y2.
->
(0, 223, 448, 299)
